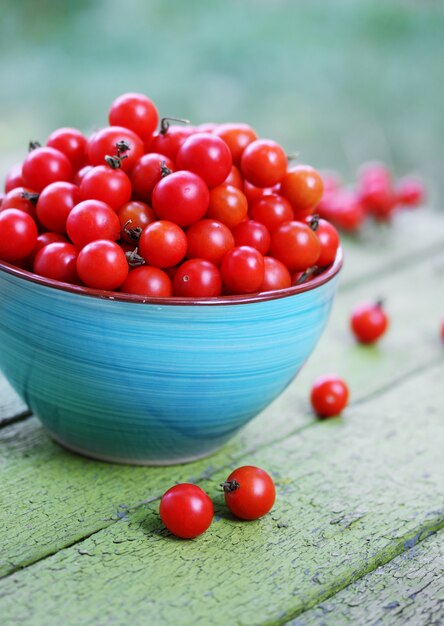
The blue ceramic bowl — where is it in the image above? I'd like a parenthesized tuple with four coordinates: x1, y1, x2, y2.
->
(0, 250, 342, 465)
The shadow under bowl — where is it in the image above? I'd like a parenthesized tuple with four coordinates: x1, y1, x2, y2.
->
(0, 249, 342, 465)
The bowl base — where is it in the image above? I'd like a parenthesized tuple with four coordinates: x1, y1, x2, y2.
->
(48, 430, 225, 466)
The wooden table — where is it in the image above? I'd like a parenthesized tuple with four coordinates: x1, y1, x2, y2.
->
(1, 210, 443, 625)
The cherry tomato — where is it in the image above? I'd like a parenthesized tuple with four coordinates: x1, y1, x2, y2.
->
(80, 165, 132, 211)
(1, 187, 39, 221)
(33, 242, 79, 284)
(118, 201, 157, 243)
(159, 483, 214, 539)
(240, 139, 287, 188)
(130, 153, 174, 202)
(222, 466, 275, 520)
(108, 92, 158, 141)
(395, 176, 425, 207)
(36, 182, 81, 233)
(0, 209, 38, 262)
(357, 163, 395, 220)
(222, 165, 244, 190)
(22, 147, 72, 192)
(138, 220, 187, 268)
(27, 231, 68, 265)
(76, 239, 128, 290)
(350, 301, 389, 344)
(260, 256, 291, 292)
(231, 219, 271, 255)
(73, 165, 93, 186)
(120, 266, 172, 297)
(243, 180, 277, 206)
(279, 165, 324, 217)
(307, 216, 340, 267)
(88, 126, 144, 173)
(149, 124, 195, 159)
(320, 170, 342, 194)
(186, 219, 234, 266)
(173, 258, 222, 297)
(214, 123, 257, 165)
(176, 133, 232, 188)
(206, 184, 248, 229)
(310, 375, 349, 418)
(220, 246, 265, 294)
(269, 221, 320, 272)
(152, 171, 209, 227)
(320, 190, 366, 233)
(4, 163, 24, 193)
(250, 193, 294, 232)
(47, 127, 87, 171)
(66, 200, 121, 248)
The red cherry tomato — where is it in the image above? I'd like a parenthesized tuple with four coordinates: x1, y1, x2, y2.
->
(350, 301, 389, 344)
(173, 258, 222, 297)
(311, 375, 349, 418)
(120, 266, 172, 297)
(73, 165, 93, 186)
(222, 165, 244, 190)
(33, 242, 79, 284)
(149, 124, 195, 160)
(220, 246, 265, 294)
(87, 126, 144, 173)
(357, 163, 395, 220)
(222, 466, 275, 520)
(241, 139, 287, 188)
(214, 123, 257, 165)
(80, 165, 132, 211)
(231, 220, 271, 255)
(307, 216, 340, 267)
(138, 220, 187, 268)
(76, 240, 128, 290)
(279, 165, 324, 216)
(260, 256, 291, 292)
(118, 201, 157, 243)
(206, 184, 248, 229)
(176, 133, 232, 189)
(27, 231, 68, 265)
(0, 209, 38, 262)
(130, 153, 174, 202)
(250, 193, 294, 232)
(159, 483, 214, 539)
(186, 219, 234, 266)
(152, 171, 209, 227)
(36, 182, 80, 233)
(1, 187, 39, 220)
(320, 190, 366, 233)
(243, 180, 277, 206)
(66, 200, 121, 248)
(269, 221, 320, 272)
(108, 92, 158, 141)
(4, 163, 24, 193)
(22, 147, 73, 192)
(395, 176, 425, 207)
(47, 127, 87, 171)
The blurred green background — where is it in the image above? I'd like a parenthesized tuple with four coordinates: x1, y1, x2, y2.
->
(1, 0, 443, 204)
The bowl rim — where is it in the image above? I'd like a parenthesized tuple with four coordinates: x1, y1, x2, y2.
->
(0, 247, 343, 306)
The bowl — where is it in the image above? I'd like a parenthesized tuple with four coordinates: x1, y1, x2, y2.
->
(0, 249, 342, 465)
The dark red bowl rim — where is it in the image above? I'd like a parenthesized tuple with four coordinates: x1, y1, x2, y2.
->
(0, 247, 343, 306)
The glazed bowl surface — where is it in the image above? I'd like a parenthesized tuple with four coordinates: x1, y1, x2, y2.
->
(0, 250, 342, 464)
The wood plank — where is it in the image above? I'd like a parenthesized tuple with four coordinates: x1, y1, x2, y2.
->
(0, 362, 443, 626)
(0, 247, 443, 578)
(289, 529, 444, 626)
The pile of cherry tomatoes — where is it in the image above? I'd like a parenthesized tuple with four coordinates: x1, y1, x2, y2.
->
(0, 92, 341, 298)
(318, 164, 425, 233)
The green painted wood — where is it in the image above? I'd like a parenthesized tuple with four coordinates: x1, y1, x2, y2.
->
(0, 375, 28, 426)
(289, 529, 444, 626)
(0, 362, 443, 626)
(0, 245, 443, 578)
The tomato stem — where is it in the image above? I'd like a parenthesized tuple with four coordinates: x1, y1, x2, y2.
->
(375, 298, 385, 309)
(296, 265, 319, 285)
(286, 152, 300, 161)
(104, 154, 128, 169)
(221, 480, 240, 493)
(123, 219, 143, 243)
(125, 247, 146, 267)
(28, 141, 41, 152)
(308, 214, 320, 232)
(159, 117, 190, 135)
(116, 140, 131, 156)
(21, 191, 40, 205)
(160, 161, 173, 178)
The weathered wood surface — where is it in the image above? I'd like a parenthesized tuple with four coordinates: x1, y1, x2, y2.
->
(0, 363, 443, 625)
(289, 530, 444, 626)
(0, 209, 443, 625)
